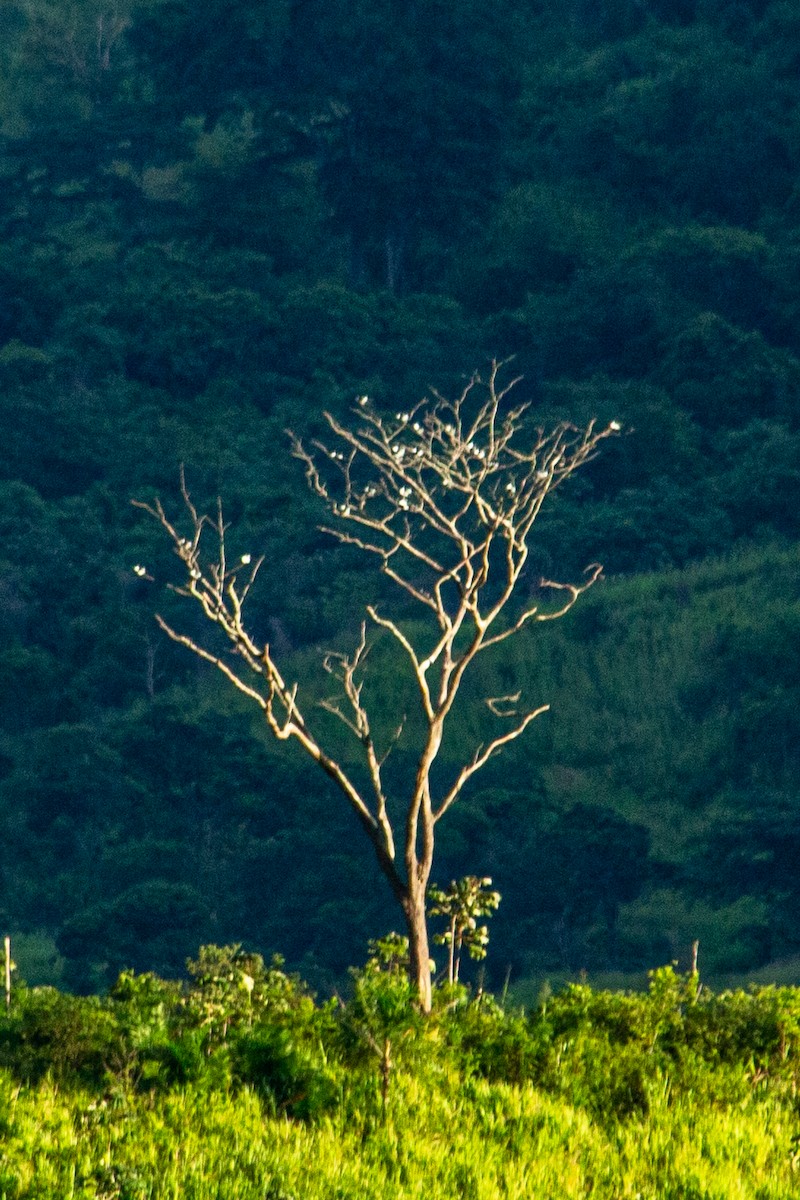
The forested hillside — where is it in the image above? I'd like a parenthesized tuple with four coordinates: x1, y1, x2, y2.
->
(1, 0, 799, 991)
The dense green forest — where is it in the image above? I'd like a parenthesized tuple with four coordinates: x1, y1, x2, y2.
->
(1, 0, 799, 992)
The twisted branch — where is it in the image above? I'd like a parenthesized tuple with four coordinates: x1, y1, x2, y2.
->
(135, 364, 619, 946)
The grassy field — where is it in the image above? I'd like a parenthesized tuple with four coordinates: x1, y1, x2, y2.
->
(3, 955, 800, 1199)
(2, 1070, 798, 1199)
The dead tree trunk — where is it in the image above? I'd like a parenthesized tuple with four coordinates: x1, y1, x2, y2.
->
(135, 364, 619, 1011)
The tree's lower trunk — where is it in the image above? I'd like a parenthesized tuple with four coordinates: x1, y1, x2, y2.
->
(405, 888, 432, 1013)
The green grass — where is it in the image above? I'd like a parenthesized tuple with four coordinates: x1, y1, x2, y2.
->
(5, 956, 800, 1198)
(2, 1071, 797, 1199)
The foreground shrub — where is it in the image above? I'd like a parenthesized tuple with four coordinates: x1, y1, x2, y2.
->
(0, 986, 123, 1088)
(447, 966, 800, 1123)
(4, 952, 800, 1133)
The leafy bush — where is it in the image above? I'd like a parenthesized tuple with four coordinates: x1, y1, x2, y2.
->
(232, 1026, 338, 1120)
(183, 944, 313, 1046)
(6, 950, 800, 1137)
(445, 966, 800, 1123)
(0, 986, 122, 1088)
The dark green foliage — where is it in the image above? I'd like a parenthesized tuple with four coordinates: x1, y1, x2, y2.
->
(58, 882, 210, 991)
(0, 948, 335, 1112)
(232, 1026, 338, 1120)
(0, 986, 124, 1087)
(1, 0, 800, 990)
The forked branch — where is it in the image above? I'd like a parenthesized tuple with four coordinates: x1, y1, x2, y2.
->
(132, 485, 402, 880)
(135, 365, 619, 1011)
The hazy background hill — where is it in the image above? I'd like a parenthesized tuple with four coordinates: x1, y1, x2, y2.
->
(1, 0, 799, 992)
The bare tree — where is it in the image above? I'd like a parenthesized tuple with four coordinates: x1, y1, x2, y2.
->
(135, 364, 619, 1011)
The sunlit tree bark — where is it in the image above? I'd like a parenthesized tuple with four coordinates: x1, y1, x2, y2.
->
(136, 363, 618, 1011)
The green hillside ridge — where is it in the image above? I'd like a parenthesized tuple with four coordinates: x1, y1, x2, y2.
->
(4, 540, 799, 992)
(1, 0, 800, 990)
(364, 540, 800, 985)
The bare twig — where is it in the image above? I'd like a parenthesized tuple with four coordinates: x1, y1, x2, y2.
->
(136, 364, 619, 1011)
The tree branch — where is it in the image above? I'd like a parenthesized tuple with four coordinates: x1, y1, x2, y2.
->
(136, 365, 619, 1009)
(434, 702, 550, 822)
